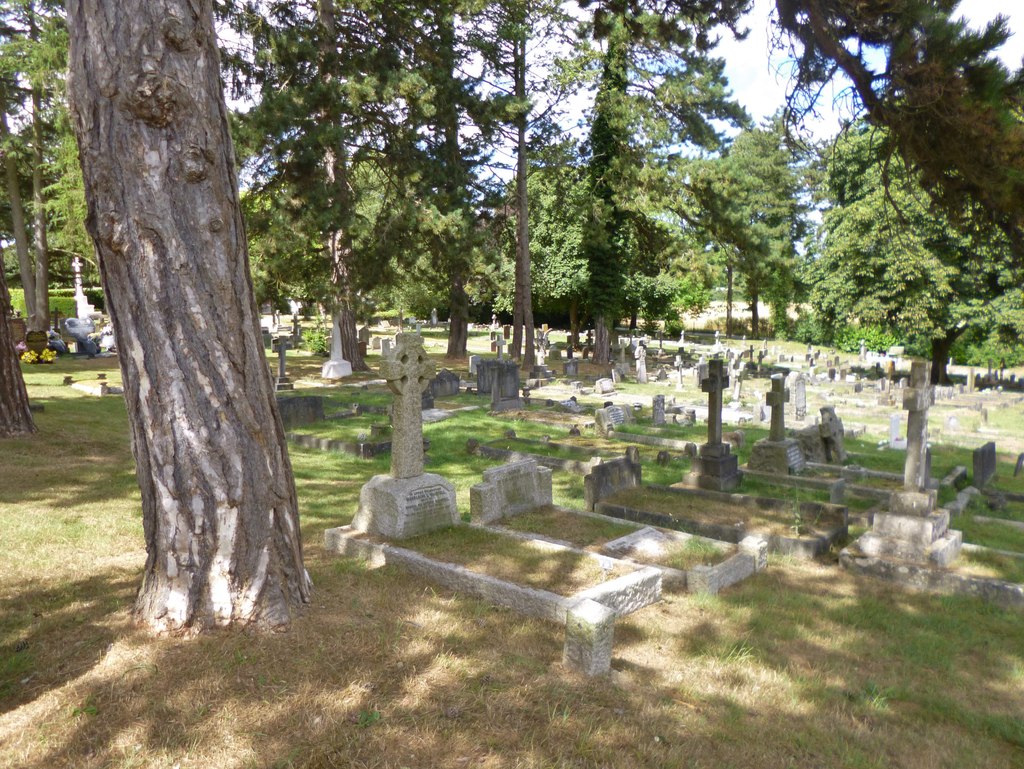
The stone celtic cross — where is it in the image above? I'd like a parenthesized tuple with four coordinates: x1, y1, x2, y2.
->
(380, 334, 435, 479)
(766, 374, 789, 442)
(701, 358, 729, 446)
(902, 360, 933, 491)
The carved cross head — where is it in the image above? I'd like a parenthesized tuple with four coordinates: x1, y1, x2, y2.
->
(380, 333, 435, 396)
(766, 375, 789, 407)
(701, 358, 729, 394)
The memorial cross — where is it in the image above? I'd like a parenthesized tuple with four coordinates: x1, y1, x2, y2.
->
(902, 360, 933, 491)
(701, 358, 729, 446)
(766, 374, 789, 442)
(380, 334, 435, 479)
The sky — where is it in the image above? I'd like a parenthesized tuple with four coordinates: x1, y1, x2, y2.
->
(716, 0, 1024, 138)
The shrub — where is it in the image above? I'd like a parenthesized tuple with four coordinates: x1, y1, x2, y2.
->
(833, 324, 901, 354)
(303, 325, 330, 357)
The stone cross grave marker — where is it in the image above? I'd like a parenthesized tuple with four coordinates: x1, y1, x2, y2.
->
(274, 337, 293, 391)
(766, 374, 789, 442)
(902, 360, 933, 493)
(793, 375, 807, 420)
(380, 334, 436, 479)
(495, 334, 506, 360)
(702, 358, 728, 446)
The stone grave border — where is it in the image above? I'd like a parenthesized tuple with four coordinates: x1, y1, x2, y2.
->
(740, 469, 846, 504)
(839, 548, 1024, 609)
(482, 503, 767, 596)
(324, 523, 661, 675)
(285, 431, 421, 459)
(473, 439, 605, 475)
(595, 483, 849, 559)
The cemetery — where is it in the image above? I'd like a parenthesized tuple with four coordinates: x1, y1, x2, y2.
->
(3, 2, 1024, 767)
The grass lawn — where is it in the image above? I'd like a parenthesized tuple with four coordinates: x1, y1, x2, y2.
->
(2, 353, 1024, 769)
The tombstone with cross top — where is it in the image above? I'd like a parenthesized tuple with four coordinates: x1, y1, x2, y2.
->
(683, 358, 741, 491)
(352, 334, 458, 538)
(747, 374, 805, 475)
(274, 336, 293, 391)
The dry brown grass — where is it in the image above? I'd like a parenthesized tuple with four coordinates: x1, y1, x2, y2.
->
(3, 351, 1024, 769)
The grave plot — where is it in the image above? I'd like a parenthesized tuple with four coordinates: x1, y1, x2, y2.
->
(285, 412, 404, 459)
(494, 505, 767, 595)
(595, 483, 849, 559)
(472, 436, 607, 474)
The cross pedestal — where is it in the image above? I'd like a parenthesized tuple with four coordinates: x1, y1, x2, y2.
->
(683, 359, 741, 491)
(851, 360, 962, 566)
(274, 337, 293, 391)
(351, 334, 458, 539)
(747, 374, 804, 475)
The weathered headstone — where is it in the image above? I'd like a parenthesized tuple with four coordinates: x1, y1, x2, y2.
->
(470, 459, 553, 524)
(652, 394, 666, 426)
(469, 354, 481, 376)
(352, 334, 458, 539)
(563, 358, 580, 378)
(595, 404, 631, 437)
(683, 359, 741, 491)
(973, 442, 997, 487)
(747, 374, 805, 474)
(818, 406, 848, 464)
(430, 368, 461, 398)
(584, 455, 641, 511)
(489, 361, 524, 412)
(793, 375, 806, 420)
(595, 378, 615, 395)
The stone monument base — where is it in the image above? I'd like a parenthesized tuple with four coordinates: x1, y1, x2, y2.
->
(747, 438, 805, 475)
(683, 442, 741, 492)
(321, 358, 353, 379)
(274, 377, 294, 392)
(849, 494, 962, 567)
(352, 472, 459, 539)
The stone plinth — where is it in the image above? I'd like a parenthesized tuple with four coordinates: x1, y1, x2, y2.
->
(747, 438, 805, 475)
(351, 473, 458, 539)
(684, 442, 741, 492)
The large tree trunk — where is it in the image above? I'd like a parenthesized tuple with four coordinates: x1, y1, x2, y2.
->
(67, 0, 310, 633)
(446, 273, 469, 359)
(749, 291, 759, 339)
(569, 298, 579, 350)
(593, 315, 610, 365)
(29, 79, 49, 333)
(725, 264, 733, 339)
(930, 331, 963, 385)
(0, 246, 35, 437)
(1, 110, 35, 321)
(512, 31, 535, 368)
(338, 303, 366, 371)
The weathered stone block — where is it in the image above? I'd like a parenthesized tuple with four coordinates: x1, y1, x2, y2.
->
(351, 473, 458, 539)
(584, 456, 641, 511)
(469, 459, 553, 524)
(563, 599, 615, 676)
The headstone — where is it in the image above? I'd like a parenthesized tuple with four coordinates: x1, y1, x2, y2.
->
(381, 338, 392, 358)
(351, 334, 458, 539)
(470, 459, 553, 524)
(747, 374, 805, 475)
(430, 368, 461, 398)
(888, 413, 907, 450)
(595, 378, 615, 395)
(489, 361, 524, 412)
(793, 375, 806, 420)
(818, 406, 848, 464)
(277, 395, 325, 429)
(357, 325, 371, 344)
(495, 334, 506, 360)
(469, 354, 481, 376)
(967, 367, 975, 393)
(855, 360, 961, 566)
(563, 359, 579, 378)
(430, 308, 438, 327)
(595, 404, 631, 437)
(973, 442, 997, 487)
(1014, 452, 1024, 478)
(584, 456, 641, 511)
(321, 316, 353, 379)
(683, 359, 741, 491)
(652, 394, 666, 426)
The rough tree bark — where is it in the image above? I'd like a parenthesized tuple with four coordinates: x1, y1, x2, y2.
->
(1, 110, 36, 323)
(446, 273, 469, 359)
(725, 264, 734, 338)
(749, 291, 759, 339)
(511, 31, 535, 368)
(930, 330, 963, 385)
(67, 0, 311, 633)
(593, 316, 610, 365)
(0, 246, 36, 437)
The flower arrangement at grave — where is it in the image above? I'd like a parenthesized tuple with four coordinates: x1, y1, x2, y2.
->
(20, 348, 57, 364)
